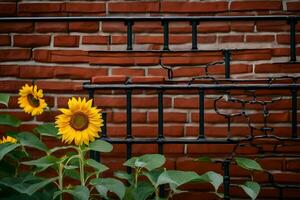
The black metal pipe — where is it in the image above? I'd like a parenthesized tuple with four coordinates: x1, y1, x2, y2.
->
(125, 20, 133, 50)
(223, 49, 231, 79)
(83, 83, 300, 90)
(198, 90, 205, 139)
(1, 16, 299, 22)
(88, 89, 96, 160)
(191, 21, 199, 50)
(101, 112, 107, 138)
(126, 90, 133, 173)
(162, 20, 169, 51)
(222, 160, 230, 200)
(288, 18, 297, 62)
(292, 89, 298, 138)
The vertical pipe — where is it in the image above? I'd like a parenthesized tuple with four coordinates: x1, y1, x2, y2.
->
(126, 89, 133, 173)
(191, 21, 199, 50)
(291, 89, 298, 138)
(158, 90, 165, 197)
(88, 89, 96, 160)
(223, 49, 231, 79)
(198, 90, 205, 139)
(222, 160, 231, 200)
(162, 20, 169, 51)
(125, 20, 133, 50)
(289, 18, 297, 62)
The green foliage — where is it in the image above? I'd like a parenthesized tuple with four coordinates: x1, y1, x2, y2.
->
(54, 186, 90, 200)
(88, 140, 113, 153)
(235, 157, 263, 171)
(0, 143, 20, 160)
(124, 154, 165, 171)
(239, 181, 260, 200)
(0, 93, 10, 107)
(91, 178, 126, 200)
(34, 123, 59, 138)
(85, 159, 109, 173)
(0, 114, 21, 127)
(17, 132, 48, 152)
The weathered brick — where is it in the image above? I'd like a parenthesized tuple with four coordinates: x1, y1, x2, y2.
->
(0, 3, 16, 16)
(0, 49, 31, 61)
(14, 35, 51, 47)
(230, 1, 282, 11)
(108, 2, 159, 13)
(54, 35, 80, 47)
(161, 2, 228, 13)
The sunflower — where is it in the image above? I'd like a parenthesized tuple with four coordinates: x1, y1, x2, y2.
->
(0, 136, 17, 144)
(55, 97, 103, 146)
(18, 84, 47, 116)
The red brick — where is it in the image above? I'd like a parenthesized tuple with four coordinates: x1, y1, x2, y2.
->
(18, 3, 63, 14)
(0, 65, 19, 77)
(276, 34, 300, 44)
(69, 22, 99, 33)
(0, 35, 10, 46)
(230, 1, 281, 11)
(162, 55, 222, 65)
(131, 76, 165, 83)
(36, 81, 83, 92)
(82, 36, 108, 45)
(0, 22, 33, 33)
(219, 35, 244, 43)
(111, 68, 145, 76)
(65, 3, 105, 13)
(161, 2, 228, 13)
(0, 3, 16, 16)
(55, 67, 108, 79)
(232, 49, 272, 61)
(148, 112, 187, 123)
(256, 21, 289, 32)
(90, 56, 159, 66)
(112, 112, 147, 123)
(286, 2, 300, 11)
(0, 80, 31, 92)
(286, 159, 300, 171)
(36, 111, 60, 122)
(54, 35, 79, 47)
(246, 35, 275, 43)
(133, 97, 172, 108)
(273, 172, 300, 184)
(108, 2, 159, 13)
(255, 63, 300, 73)
(19, 66, 54, 78)
(91, 76, 128, 84)
(198, 22, 230, 33)
(14, 35, 50, 47)
(35, 22, 68, 33)
(198, 35, 216, 43)
(0, 49, 31, 61)
(111, 35, 127, 44)
(50, 50, 89, 63)
(231, 21, 255, 32)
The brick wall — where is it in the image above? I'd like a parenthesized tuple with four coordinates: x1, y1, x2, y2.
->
(0, 1, 300, 199)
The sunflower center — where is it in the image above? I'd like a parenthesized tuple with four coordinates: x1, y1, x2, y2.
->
(70, 112, 89, 131)
(27, 94, 40, 107)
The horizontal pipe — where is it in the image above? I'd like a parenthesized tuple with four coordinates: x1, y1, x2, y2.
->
(83, 83, 300, 90)
(94, 137, 300, 144)
(0, 16, 299, 22)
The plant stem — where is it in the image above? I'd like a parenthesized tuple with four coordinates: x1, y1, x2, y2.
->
(58, 163, 64, 200)
(78, 146, 85, 186)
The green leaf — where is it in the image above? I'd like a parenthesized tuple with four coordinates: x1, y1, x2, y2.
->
(0, 143, 20, 160)
(124, 154, 166, 171)
(157, 170, 199, 188)
(85, 159, 109, 173)
(114, 171, 134, 184)
(143, 169, 164, 187)
(64, 168, 80, 180)
(0, 175, 57, 196)
(132, 182, 155, 200)
(17, 132, 48, 152)
(235, 157, 263, 171)
(34, 123, 59, 138)
(198, 171, 223, 192)
(195, 156, 212, 163)
(88, 140, 113, 153)
(0, 93, 9, 107)
(0, 114, 21, 127)
(22, 155, 59, 170)
(91, 178, 125, 200)
(239, 181, 260, 200)
(54, 186, 89, 200)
